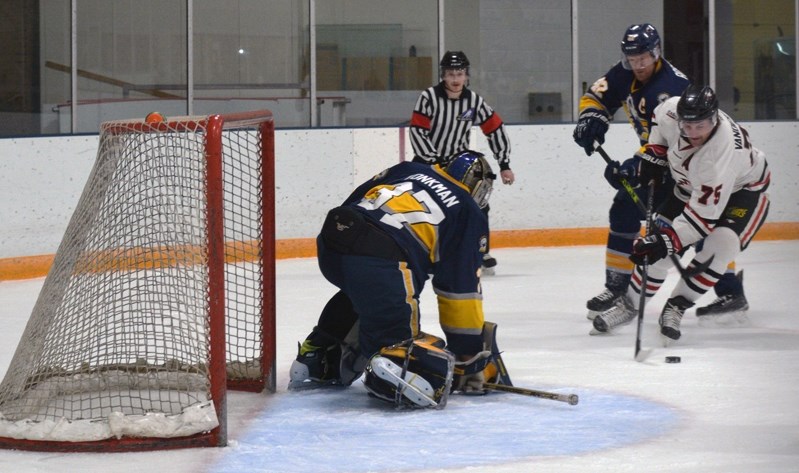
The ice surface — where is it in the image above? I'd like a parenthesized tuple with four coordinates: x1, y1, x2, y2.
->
(0, 241, 797, 472)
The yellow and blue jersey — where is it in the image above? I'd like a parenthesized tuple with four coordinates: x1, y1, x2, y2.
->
(343, 161, 488, 354)
(579, 58, 690, 285)
(579, 59, 690, 145)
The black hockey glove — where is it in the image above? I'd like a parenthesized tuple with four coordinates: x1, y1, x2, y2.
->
(603, 157, 639, 190)
(637, 145, 669, 187)
(630, 228, 682, 265)
(573, 111, 609, 156)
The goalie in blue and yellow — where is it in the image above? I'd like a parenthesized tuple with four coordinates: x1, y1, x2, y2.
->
(289, 150, 503, 408)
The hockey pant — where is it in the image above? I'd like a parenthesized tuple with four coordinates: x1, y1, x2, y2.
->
(317, 207, 425, 359)
(604, 179, 672, 291)
(628, 188, 770, 306)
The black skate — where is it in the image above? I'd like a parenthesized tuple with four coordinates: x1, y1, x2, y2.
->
(697, 294, 749, 316)
(288, 341, 346, 391)
(696, 272, 749, 325)
(590, 294, 635, 334)
(659, 296, 694, 345)
(586, 288, 624, 320)
(482, 253, 497, 276)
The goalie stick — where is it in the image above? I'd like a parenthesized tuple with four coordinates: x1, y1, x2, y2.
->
(593, 144, 714, 280)
(483, 382, 579, 406)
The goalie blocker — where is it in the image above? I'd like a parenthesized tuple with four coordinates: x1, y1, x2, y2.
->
(364, 321, 512, 409)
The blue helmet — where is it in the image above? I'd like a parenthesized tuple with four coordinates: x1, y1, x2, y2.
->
(620, 23, 661, 68)
(443, 150, 495, 208)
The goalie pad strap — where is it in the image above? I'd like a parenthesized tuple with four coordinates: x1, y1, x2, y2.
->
(453, 350, 492, 376)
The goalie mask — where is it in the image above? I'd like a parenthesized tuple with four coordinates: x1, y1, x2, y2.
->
(443, 150, 496, 209)
(620, 23, 661, 70)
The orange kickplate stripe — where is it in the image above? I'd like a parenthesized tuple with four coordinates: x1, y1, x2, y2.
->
(1, 222, 796, 281)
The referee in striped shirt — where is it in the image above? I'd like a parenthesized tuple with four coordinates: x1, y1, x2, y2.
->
(409, 51, 514, 273)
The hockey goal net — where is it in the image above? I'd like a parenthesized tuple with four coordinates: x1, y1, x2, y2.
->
(0, 110, 275, 451)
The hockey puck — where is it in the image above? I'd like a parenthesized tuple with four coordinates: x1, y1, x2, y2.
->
(665, 356, 681, 363)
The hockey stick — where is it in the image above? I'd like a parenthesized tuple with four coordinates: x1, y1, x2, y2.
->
(483, 382, 579, 405)
(634, 180, 656, 362)
(593, 144, 714, 279)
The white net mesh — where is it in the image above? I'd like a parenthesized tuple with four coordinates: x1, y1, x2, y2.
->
(0, 112, 272, 447)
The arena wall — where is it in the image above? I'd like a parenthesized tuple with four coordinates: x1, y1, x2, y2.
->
(1, 121, 797, 279)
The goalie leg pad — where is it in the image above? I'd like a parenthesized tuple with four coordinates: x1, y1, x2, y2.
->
(415, 331, 446, 349)
(449, 321, 513, 394)
(363, 339, 454, 409)
(482, 321, 513, 386)
(366, 356, 438, 407)
(337, 320, 368, 386)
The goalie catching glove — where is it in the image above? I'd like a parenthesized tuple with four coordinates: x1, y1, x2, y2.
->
(630, 227, 682, 265)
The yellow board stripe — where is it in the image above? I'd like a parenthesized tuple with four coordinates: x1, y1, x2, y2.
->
(2, 222, 797, 281)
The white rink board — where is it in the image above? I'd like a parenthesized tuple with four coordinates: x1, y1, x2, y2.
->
(1, 121, 797, 259)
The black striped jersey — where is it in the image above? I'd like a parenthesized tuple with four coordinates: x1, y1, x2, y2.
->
(343, 161, 489, 355)
(410, 83, 511, 170)
(579, 59, 690, 145)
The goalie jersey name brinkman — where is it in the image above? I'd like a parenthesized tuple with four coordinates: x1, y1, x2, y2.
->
(346, 161, 488, 273)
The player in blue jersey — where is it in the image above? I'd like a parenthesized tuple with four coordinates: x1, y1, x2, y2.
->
(573, 23, 748, 323)
(288, 150, 500, 408)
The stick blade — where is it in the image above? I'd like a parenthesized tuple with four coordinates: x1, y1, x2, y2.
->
(635, 347, 653, 362)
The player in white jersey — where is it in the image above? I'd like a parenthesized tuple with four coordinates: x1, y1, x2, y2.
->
(592, 85, 770, 343)
(576, 23, 747, 321)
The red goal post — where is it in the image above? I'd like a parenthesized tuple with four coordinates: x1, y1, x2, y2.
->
(0, 110, 275, 451)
